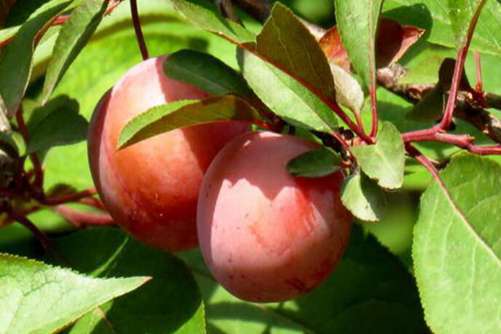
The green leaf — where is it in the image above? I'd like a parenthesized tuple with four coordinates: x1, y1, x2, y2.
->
(26, 95, 88, 154)
(170, 0, 255, 44)
(334, 0, 383, 90)
(352, 122, 405, 189)
(0, 0, 72, 116)
(0, 253, 148, 334)
(383, 0, 501, 56)
(448, 0, 487, 47)
(287, 147, 341, 178)
(239, 49, 338, 132)
(180, 225, 426, 333)
(41, 0, 109, 104)
(413, 154, 501, 334)
(118, 95, 258, 149)
(341, 170, 387, 222)
(50, 228, 205, 334)
(164, 49, 253, 97)
(257, 3, 335, 99)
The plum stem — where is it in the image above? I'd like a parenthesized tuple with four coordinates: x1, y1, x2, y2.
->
(130, 0, 149, 60)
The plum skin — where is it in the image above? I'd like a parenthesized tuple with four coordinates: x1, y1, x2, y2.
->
(87, 56, 249, 251)
(197, 131, 353, 302)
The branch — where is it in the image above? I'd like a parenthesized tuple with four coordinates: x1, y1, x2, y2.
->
(403, 128, 501, 155)
(15, 108, 44, 191)
(41, 188, 97, 206)
(378, 64, 501, 144)
(8, 210, 52, 251)
(437, 1, 486, 130)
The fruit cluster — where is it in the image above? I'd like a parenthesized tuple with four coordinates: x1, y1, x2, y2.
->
(88, 56, 352, 302)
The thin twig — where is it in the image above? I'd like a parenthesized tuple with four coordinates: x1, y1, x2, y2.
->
(15, 108, 44, 191)
(8, 210, 52, 251)
(42, 188, 97, 206)
(437, 1, 486, 130)
(473, 51, 483, 92)
(402, 129, 501, 155)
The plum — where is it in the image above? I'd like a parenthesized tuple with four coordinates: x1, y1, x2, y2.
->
(88, 56, 249, 251)
(197, 131, 352, 302)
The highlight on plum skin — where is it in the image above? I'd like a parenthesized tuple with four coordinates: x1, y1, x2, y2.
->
(197, 131, 353, 302)
(87, 55, 249, 252)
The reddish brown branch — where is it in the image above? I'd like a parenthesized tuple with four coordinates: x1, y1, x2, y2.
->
(42, 188, 97, 206)
(15, 109, 44, 191)
(403, 128, 501, 155)
(8, 210, 52, 251)
(437, 1, 486, 130)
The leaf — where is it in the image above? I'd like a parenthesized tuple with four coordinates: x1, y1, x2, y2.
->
(170, 0, 255, 44)
(239, 49, 338, 133)
(26, 95, 88, 154)
(334, 0, 383, 90)
(0, 0, 72, 116)
(352, 122, 405, 189)
(180, 225, 426, 333)
(320, 18, 425, 72)
(341, 170, 387, 222)
(41, 0, 109, 104)
(49, 228, 205, 334)
(287, 147, 341, 178)
(257, 3, 335, 99)
(413, 154, 501, 334)
(119, 95, 258, 148)
(0, 253, 148, 334)
(164, 49, 253, 97)
(448, 0, 487, 47)
(383, 0, 501, 56)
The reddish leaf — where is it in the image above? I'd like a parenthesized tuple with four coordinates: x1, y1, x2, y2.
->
(376, 19, 425, 68)
(319, 25, 350, 71)
(319, 19, 424, 72)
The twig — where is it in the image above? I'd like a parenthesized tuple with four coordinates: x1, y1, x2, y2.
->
(41, 188, 97, 206)
(130, 0, 149, 60)
(8, 210, 52, 251)
(405, 143, 443, 184)
(402, 129, 501, 155)
(473, 51, 483, 92)
(15, 108, 44, 191)
(437, 1, 486, 130)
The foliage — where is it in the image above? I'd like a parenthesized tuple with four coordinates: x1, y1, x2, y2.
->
(0, 0, 500, 333)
